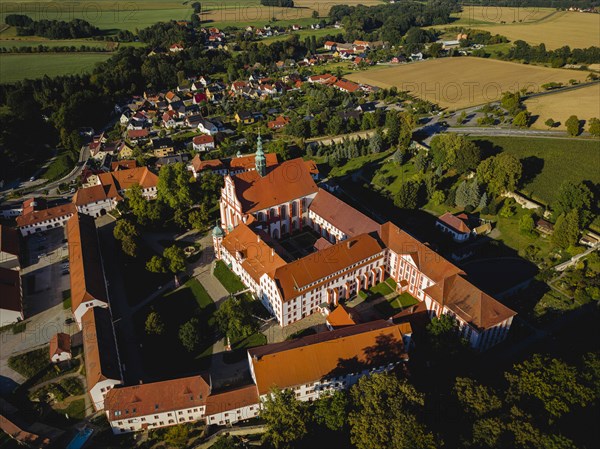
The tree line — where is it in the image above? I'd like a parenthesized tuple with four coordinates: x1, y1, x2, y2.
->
(4, 14, 100, 39)
(507, 40, 600, 66)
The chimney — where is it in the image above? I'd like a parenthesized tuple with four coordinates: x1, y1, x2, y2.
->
(257, 234, 261, 243)
(271, 247, 275, 257)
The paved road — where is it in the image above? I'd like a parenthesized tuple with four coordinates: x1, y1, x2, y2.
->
(446, 126, 592, 139)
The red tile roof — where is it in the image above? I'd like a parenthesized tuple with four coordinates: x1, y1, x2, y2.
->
(233, 158, 317, 214)
(15, 203, 76, 228)
(309, 189, 379, 237)
(326, 304, 358, 328)
(49, 333, 71, 358)
(67, 214, 108, 313)
(248, 320, 408, 394)
(334, 79, 360, 93)
(105, 375, 210, 420)
(229, 153, 278, 172)
(205, 384, 259, 416)
(193, 134, 215, 145)
(273, 232, 384, 301)
(190, 155, 225, 172)
(81, 307, 121, 390)
(438, 212, 471, 234)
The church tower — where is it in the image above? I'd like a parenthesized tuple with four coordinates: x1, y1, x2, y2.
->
(255, 134, 266, 177)
(212, 220, 225, 259)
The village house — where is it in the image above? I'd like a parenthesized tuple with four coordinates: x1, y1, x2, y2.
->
(192, 134, 215, 152)
(267, 115, 290, 130)
(235, 110, 256, 125)
(49, 333, 72, 363)
(197, 118, 219, 135)
(436, 212, 473, 242)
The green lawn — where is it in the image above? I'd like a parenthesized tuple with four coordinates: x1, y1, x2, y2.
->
(40, 150, 76, 182)
(469, 137, 600, 207)
(55, 398, 86, 420)
(134, 278, 217, 377)
(0, 53, 111, 82)
(370, 281, 394, 297)
(371, 158, 419, 196)
(328, 150, 393, 178)
(214, 260, 246, 293)
(8, 347, 81, 385)
(374, 293, 419, 318)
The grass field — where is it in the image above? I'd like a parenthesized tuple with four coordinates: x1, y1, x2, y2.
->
(347, 58, 591, 109)
(0, 53, 110, 82)
(0, 1, 192, 32)
(469, 136, 600, 207)
(0, 37, 144, 50)
(525, 84, 600, 130)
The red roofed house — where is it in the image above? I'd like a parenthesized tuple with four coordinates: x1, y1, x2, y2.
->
(49, 333, 72, 363)
(334, 79, 361, 93)
(169, 43, 184, 53)
(325, 304, 359, 330)
(267, 115, 290, 130)
(192, 134, 215, 152)
(323, 41, 337, 51)
(436, 212, 473, 242)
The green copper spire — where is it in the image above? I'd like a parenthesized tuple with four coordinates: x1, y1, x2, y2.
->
(255, 133, 266, 177)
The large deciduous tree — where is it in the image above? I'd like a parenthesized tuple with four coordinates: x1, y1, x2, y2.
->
(261, 388, 309, 448)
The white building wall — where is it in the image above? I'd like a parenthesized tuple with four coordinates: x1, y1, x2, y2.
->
(90, 378, 122, 411)
(109, 406, 207, 434)
(74, 301, 109, 329)
(205, 404, 260, 426)
(18, 213, 74, 236)
(51, 352, 72, 363)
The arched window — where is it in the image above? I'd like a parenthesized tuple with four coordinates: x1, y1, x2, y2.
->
(291, 201, 298, 217)
(280, 206, 287, 220)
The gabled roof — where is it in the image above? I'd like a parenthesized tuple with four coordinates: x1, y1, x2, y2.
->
(72, 184, 109, 206)
(0, 225, 19, 256)
(274, 232, 384, 302)
(105, 375, 210, 421)
(15, 203, 76, 228)
(193, 134, 215, 145)
(438, 212, 471, 234)
(326, 304, 358, 328)
(248, 320, 408, 394)
(97, 167, 158, 194)
(232, 158, 318, 214)
(309, 189, 379, 237)
(205, 384, 259, 416)
(49, 333, 71, 357)
(190, 155, 225, 172)
(229, 153, 278, 172)
(67, 214, 108, 312)
(221, 223, 286, 283)
(378, 222, 463, 283)
(0, 267, 21, 314)
(334, 79, 360, 92)
(81, 307, 121, 390)
(424, 274, 516, 330)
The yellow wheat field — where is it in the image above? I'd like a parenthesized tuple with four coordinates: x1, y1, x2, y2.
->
(347, 58, 591, 109)
(463, 11, 600, 50)
(525, 84, 600, 130)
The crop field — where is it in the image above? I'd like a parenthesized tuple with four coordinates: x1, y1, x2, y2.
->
(0, 53, 110, 82)
(444, 9, 600, 50)
(525, 84, 600, 130)
(200, 0, 382, 28)
(0, 1, 192, 32)
(467, 136, 600, 207)
(346, 58, 591, 109)
(445, 5, 555, 26)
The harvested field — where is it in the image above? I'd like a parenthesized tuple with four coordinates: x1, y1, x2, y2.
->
(525, 84, 600, 130)
(346, 58, 591, 109)
(449, 5, 554, 25)
(458, 11, 599, 49)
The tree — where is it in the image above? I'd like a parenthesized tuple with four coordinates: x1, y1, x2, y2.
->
(146, 255, 167, 273)
(431, 190, 445, 205)
(126, 184, 160, 225)
(393, 148, 406, 165)
(113, 219, 139, 257)
(500, 91, 522, 116)
(555, 181, 593, 220)
(425, 314, 469, 364)
(178, 318, 200, 352)
(414, 152, 429, 172)
(214, 296, 257, 343)
(157, 162, 194, 210)
(545, 118, 555, 129)
(369, 131, 383, 154)
(505, 354, 594, 420)
(478, 192, 488, 210)
(588, 117, 600, 137)
(476, 153, 522, 194)
(145, 310, 165, 335)
(385, 112, 401, 146)
(314, 390, 348, 431)
(430, 133, 474, 171)
(519, 213, 536, 236)
(454, 377, 503, 418)
(348, 373, 436, 449)
(262, 388, 308, 448)
(455, 180, 470, 208)
(512, 110, 530, 128)
(163, 245, 186, 273)
(565, 115, 580, 136)
(188, 204, 209, 230)
(394, 181, 420, 209)
(552, 210, 580, 249)
(453, 140, 481, 174)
